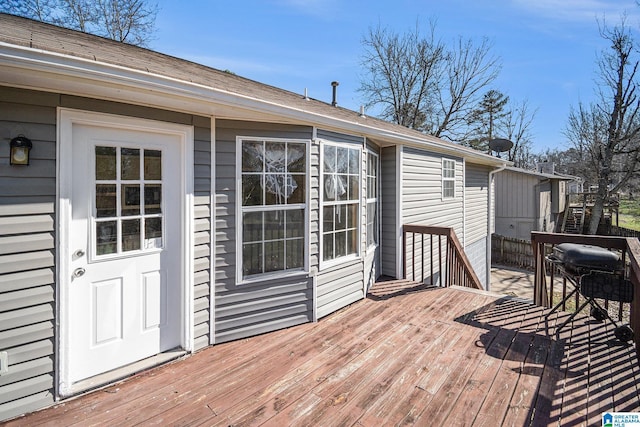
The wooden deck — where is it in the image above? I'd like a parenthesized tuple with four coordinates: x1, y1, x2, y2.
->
(6, 282, 640, 426)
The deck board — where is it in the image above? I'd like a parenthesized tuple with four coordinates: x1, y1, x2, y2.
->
(5, 283, 640, 426)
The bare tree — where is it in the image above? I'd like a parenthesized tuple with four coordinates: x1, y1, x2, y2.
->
(565, 19, 640, 234)
(359, 22, 500, 139)
(432, 37, 501, 141)
(504, 100, 537, 167)
(0, 0, 157, 46)
(93, 0, 157, 45)
(359, 21, 445, 131)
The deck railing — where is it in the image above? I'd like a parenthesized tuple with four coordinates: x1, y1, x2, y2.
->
(403, 225, 483, 289)
(531, 231, 640, 350)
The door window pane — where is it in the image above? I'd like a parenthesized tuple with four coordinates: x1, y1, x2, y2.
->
(122, 219, 141, 251)
(122, 184, 141, 216)
(121, 148, 140, 180)
(145, 217, 162, 239)
(144, 150, 162, 180)
(96, 221, 117, 255)
(96, 184, 117, 217)
(144, 184, 162, 214)
(96, 146, 116, 180)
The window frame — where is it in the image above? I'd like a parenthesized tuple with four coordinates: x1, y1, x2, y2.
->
(319, 140, 363, 269)
(442, 158, 456, 199)
(236, 136, 310, 284)
(366, 150, 380, 250)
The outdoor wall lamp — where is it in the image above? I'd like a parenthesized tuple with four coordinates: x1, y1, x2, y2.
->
(9, 135, 32, 165)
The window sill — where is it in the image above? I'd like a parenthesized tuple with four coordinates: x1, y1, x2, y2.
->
(236, 269, 310, 286)
(319, 254, 362, 272)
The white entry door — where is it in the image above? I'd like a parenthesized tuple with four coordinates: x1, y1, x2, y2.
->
(64, 118, 187, 387)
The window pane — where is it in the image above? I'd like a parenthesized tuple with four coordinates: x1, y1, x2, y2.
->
(145, 217, 162, 241)
(288, 175, 305, 204)
(122, 184, 141, 216)
(242, 175, 263, 206)
(122, 219, 141, 251)
(323, 145, 336, 172)
(337, 175, 349, 201)
(347, 203, 358, 229)
(336, 147, 348, 173)
(265, 175, 287, 205)
(144, 150, 162, 180)
(443, 181, 455, 198)
(349, 149, 359, 174)
(324, 176, 336, 201)
(286, 209, 304, 238)
(349, 176, 359, 200)
(323, 233, 334, 260)
(347, 229, 358, 255)
(286, 239, 303, 269)
(243, 212, 263, 243)
(264, 210, 285, 240)
(243, 243, 263, 276)
(335, 231, 346, 258)
(265, 141, 286, 173)
(323, 206, 334, 232)
(336, 205, 347, 230)
(265, 240, 285, 272)
(288, 143, 306, 172)
(96, 146, 116, 180)
(121, 148, 140, 180)
(96, 184, 117, 218)
(96, 220, 117, 255)
(242, 141, 264, 172)
(144, 184, 162, 214)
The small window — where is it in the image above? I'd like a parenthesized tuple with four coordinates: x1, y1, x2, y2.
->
(238, 138, 308, 281)
(321, 142, 361, 262)
(442, 158, 456, 199)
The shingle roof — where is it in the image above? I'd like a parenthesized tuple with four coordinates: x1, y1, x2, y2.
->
(0, 13, 504, 165)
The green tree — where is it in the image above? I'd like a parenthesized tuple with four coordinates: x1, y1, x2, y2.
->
(465, 89, 509, 152)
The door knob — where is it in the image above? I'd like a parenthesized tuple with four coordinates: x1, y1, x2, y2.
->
(73, 267, 86, 278)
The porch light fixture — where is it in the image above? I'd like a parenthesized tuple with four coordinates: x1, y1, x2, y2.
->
(9, 135, 32, 165)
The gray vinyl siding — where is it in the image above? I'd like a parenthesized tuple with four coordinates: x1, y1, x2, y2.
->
(465, 163, 490, 245)
(495, 169, 541, 240)
(192, 119, 212, 351)
(316, 130, 366, 319)
(401, 147, 464, 232)
(465, 237, 487, 289)
(0, 87, 212, 422)
(214, 120, 314, 344)
(0, 87, 57, 421)
(401, 147, 464, 285)
(380, 146, 398, 278)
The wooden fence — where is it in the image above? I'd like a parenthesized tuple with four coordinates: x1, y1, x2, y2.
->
(491, 234, 534, 270)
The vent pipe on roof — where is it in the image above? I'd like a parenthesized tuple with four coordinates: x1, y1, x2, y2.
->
(359, 105, 366, 117)
(331, 81, 339, 107)
(304, 88, 309, 100)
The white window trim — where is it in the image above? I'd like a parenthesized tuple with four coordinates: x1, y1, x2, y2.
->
(235, 136, 311, 285)
(366, 150, 380, 251)
(442, 158, 456, 200)
(319, 139, 363, 270)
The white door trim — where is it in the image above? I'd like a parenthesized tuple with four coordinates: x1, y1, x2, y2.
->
(56, 108, 194, 397)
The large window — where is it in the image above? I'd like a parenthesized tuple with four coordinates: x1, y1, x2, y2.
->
(442, 158, 456, 199)
(322, 143, 361, 262)
(366, 151, 379, 248)
(239, 138, 307, 280)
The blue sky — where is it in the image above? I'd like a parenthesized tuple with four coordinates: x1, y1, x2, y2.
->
(153, 0, 640, 154)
